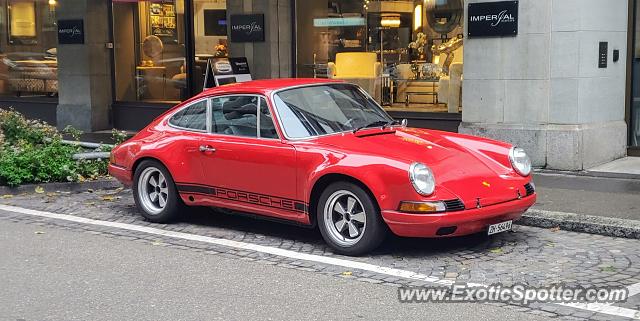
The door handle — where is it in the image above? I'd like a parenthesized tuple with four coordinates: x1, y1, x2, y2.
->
(199, 145, 216, 153)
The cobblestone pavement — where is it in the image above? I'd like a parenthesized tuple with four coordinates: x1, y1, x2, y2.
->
(1, 187, 640, 321)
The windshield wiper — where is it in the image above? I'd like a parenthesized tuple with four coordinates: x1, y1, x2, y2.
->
(352, 120, 390, 133)
(381, 119, 401, 129)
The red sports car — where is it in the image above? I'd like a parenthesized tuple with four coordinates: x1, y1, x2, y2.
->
(109, 78, 536, 255)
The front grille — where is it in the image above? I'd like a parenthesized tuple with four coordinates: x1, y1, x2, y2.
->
(444, 199, 465, 212)
(524, 183, 535, 196)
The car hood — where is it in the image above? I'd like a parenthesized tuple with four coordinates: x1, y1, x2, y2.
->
(312, 127, 525, 207)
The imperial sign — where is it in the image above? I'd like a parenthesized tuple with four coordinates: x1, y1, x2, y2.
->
(230, 14, 265, 42)
(57, 19, 85, 44)
(468, 1, 518, 38)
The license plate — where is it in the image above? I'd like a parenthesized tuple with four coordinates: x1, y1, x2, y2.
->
(487, 220, 512, 235)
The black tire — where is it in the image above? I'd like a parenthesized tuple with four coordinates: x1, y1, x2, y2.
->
(132, 159, 184, 223)
(317, 181, 387, 256)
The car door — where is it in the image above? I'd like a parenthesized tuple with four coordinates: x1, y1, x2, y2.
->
(195, 95, 304, 222)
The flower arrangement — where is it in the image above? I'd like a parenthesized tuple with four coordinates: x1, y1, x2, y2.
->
(214, 44, 228, 57)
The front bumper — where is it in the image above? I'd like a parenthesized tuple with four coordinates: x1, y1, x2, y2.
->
(382, 194, 536, 238)
(108, 163, 133, 187)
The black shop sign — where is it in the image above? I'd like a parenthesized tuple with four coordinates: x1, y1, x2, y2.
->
(468, 1, 518, 38)
(230, 14, 265, 42)
(58, 19, 85, 44)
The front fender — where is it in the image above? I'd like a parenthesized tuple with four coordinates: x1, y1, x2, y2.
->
(297, 145, 459, 211)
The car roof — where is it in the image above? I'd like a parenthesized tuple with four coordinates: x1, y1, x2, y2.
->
(195, 78, 345, 99)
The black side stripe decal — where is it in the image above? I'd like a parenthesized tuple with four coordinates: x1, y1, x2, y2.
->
(176, 184, 215, 195)
(176, 183, 308, 214)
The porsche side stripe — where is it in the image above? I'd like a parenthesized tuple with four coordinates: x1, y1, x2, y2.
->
(176, 183, 308, 214)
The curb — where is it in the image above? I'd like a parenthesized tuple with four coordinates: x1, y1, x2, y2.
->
(0, 178, 123, 195)
(518, 209, 640, 239)
(534, 169, 640, 180)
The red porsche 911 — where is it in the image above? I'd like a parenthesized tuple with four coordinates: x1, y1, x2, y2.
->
(108, 78, 536, 255)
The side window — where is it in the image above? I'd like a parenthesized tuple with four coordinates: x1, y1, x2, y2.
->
(211, 96, 257, 137)
(259, 97, 279, 139)
(169, 100, 207, 131)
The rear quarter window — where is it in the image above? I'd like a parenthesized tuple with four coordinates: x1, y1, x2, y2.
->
(169, 100, 207, 131)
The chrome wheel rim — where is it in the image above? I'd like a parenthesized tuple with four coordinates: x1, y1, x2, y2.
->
(137, 167, 169, 215)
(323, 190, 367, 247)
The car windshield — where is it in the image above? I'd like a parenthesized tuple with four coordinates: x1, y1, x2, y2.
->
(272, 84, 393, 139)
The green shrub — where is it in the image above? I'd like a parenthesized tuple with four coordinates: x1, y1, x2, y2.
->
(0, 109, 111, 186)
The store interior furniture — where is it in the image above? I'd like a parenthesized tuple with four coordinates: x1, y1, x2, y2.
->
(4, 52, 58, 97)
(327, 52, 382, 101)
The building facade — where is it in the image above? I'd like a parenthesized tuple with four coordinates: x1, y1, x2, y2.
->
(0, 0, 637, 170)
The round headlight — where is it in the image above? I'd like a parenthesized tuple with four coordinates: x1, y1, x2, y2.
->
(409, 163, 435, 196)
(509, 147, 532, 176)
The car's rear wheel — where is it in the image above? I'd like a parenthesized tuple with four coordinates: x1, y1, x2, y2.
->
(133, 160, 183, 223)
(317, 182, 387, 256)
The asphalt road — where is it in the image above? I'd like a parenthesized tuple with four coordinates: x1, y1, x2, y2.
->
(0, 220, 553, 321)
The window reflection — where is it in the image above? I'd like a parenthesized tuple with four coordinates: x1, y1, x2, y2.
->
(0, 0, 58, 98)
(112, 0, 228, 103)
(295, 0, 464, 114)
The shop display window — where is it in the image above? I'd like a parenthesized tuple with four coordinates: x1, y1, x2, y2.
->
(112, 0, 228, 103)
(0, 0, 58, 98)
(295, 0, 464, 114)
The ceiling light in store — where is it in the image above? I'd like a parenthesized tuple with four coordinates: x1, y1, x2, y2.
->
(381, 14, 401, 28)
(48, 0, 57, 5)
(414, 5, 422, 30)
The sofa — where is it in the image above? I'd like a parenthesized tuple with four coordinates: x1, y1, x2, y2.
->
(4, 56, 58, 96)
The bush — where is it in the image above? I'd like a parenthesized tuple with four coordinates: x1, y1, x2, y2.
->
(0, 109, 114, 187)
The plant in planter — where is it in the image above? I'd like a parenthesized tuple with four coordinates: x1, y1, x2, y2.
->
(0, 109, 112, 187)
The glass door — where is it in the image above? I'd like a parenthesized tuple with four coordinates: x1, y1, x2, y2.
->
(189, 0, 229, 94)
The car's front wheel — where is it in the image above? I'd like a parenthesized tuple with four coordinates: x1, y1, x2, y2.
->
(133, 160, 183, 223)
(317, 182, 387, 256)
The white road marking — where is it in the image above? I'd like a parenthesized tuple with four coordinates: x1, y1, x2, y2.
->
(0, 203, 639, 320)
(559, 303, 640, 320)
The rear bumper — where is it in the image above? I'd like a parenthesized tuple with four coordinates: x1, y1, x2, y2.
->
(382, 194, 536, 238)
(108, 163, 133, 187)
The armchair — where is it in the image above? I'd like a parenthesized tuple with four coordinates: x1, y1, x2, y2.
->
(327, 52, 382, 101)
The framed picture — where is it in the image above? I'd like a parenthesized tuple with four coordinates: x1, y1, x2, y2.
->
(7, 1, 37, 45)
(148, 1, 177, 42)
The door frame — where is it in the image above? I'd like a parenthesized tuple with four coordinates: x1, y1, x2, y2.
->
(627, 0, 640, 156)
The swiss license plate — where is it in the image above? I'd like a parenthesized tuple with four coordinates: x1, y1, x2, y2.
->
(487, 220, 512, 235)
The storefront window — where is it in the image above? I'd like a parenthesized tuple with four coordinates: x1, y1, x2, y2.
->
(0, 0, 58, 98)
(295, 0, 464, 114)
(112, 0, 228, 103)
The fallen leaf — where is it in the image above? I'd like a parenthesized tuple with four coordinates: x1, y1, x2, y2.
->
(600, 265, 617, 273)
(341, 271, 353, 276)
(489, 247, 503, 254)
(101, 195, 115, 201)
(549, 227, 560, 232)
(46, 192, 58, 197)
(1, 194, 13, 199)
(34, 186, 44, 194)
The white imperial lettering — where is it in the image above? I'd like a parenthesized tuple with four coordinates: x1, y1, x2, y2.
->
(470, 10, 514, 26)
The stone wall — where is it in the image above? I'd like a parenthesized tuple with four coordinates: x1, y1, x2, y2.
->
(460, 0, 629, 170)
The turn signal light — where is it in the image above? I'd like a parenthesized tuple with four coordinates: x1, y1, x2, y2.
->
(398, 201, 446, 213)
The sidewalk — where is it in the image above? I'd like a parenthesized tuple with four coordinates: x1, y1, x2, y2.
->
(521, 170, 640, 238)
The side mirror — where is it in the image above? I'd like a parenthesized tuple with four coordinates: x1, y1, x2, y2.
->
(401, 119, 408, 127)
